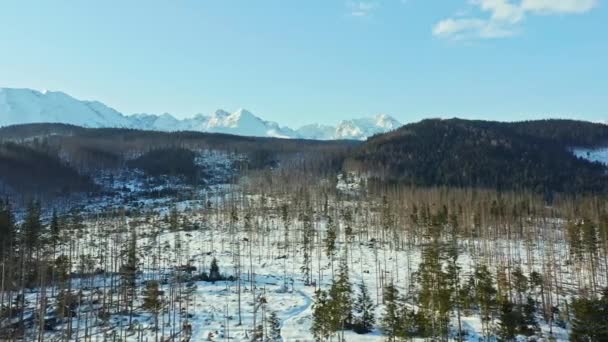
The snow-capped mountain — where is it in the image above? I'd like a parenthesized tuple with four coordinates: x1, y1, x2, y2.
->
(186, 109, 297, 138)
(0, 87, 401, 140)
(334, 114, 401, 140)
(0, 88, 132, 128)
(296, 124, 337, 140)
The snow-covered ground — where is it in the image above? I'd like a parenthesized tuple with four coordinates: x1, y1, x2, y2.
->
(572, 147, 608, 165)
(1, 170, 594, 342)
(8, 199, 576, 341)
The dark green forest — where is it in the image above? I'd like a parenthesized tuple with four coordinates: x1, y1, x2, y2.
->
(2, 119, 608, 199)
(346, 118, 608, 194)
(0, 142, 95, 196)
(127, 148, 198, 182)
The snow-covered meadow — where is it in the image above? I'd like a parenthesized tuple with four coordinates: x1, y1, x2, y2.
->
(2, 161, 605, 342)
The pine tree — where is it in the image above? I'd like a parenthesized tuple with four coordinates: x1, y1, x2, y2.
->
(416, 236, 452, 339)
(120, 227, 138, 325)
(571, 288, 608, 342)
(311, 289, 332, 341)
(50, 209, 60, 243)
(460, 273, 476, 314)
(169, 206, 180, 231)
(497, 296, 520, 342)
(54, 255, 71, 319)
(324, 216, 337, 272)
(567, 220, 583, 261)
(381, 283, 403, 342)
(343, 208, 353, 238)
(353, 280, 375, 334)
(209, 257, 221, 282)
(475, 264, 497, 338)
(301, 204, 314, 286)
(143, 280, 163, 339)
(23, 200, 42, 255)
(326, 258, 352, 340)
(582, 220, 600, 291)
(529, 271, 546, 321)
(0, 200, 15, 256)
(521, 296, 538, 336)
(267, 311, 281, 341)
(511, 267, 528, 305)
(571, 296, 597, 341)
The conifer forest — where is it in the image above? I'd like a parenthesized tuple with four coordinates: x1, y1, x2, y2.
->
(1, 122, 608, 341)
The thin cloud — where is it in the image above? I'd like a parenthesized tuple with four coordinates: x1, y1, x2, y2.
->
(521, 0, 598, 14)
(433, 17, 517, 40)
(434, 0, 599, 40)
(347, 1, 378, 16)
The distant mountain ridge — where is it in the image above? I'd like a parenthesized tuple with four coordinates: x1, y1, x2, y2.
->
(0, 87, 400, 140)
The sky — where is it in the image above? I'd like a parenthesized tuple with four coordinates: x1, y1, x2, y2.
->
(0, 0, 606, 127)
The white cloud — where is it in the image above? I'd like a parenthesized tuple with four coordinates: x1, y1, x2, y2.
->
(521, 0, 597, 14)
(472, 0, 524, 23)
(434, 0, 599, 40)
(347, 1, 378, 16)
(433, 18, 517, 39)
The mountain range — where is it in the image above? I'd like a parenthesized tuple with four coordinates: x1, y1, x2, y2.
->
(0, 87, 401, 140)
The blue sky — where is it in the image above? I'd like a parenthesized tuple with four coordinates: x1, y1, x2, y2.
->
(0, 0, 606, 127)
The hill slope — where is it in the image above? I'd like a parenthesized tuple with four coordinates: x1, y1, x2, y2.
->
(346, 118, 608, 194)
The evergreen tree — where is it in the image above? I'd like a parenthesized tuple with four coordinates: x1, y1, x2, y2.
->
(582, 220, 600, 290)
(497, 296, 521, 342)
(567, 221, 583, 261)
(50, 209, 60, 245)
(169, 206, 180, 231)
(324, 216, 337, 263)
(511, 267, 528, 305)
(143, 280, 163, 336)
(23, 200, 42, 254)
(460, 273, 476, 314)
(475, 264, 497, 338)
(416, 236, 452, 339)
(529, 271, 546, 321)
(521, 296, 538, 335)
(571, 288, 608, 342)
(300, 202, 313, 285)
(209, 257, 221, 282)
(120, 227, 138, 323)
(311, 289, 333, 341)
(0, 200, 15, 256)
(54, 255, 71, 319)
(326, 258, 352, 340)
(267, 311, 281, 341)
(353, 280, 375, 334)
(381, 283, 403, 342)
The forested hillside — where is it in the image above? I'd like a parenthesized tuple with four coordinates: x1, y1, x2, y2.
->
(1, 119, 608, 341)
(127, 148, 198, 182)
(2, 119, 608, 200)
(0, 124, 355, 199)
(510, 119, 608, 147)
(346, 118, 608, 194)
(0, 142, 95, 196)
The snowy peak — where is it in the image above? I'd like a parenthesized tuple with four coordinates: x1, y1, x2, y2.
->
(296, 124, 336, 140)
(203, 108, 292, 137)
(0, 88, 131, 128)
(332, 114, 401, 140)
(223, 109, 259, 128)
(0, 87, 402, 140)
(373, 114, 401, 130)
